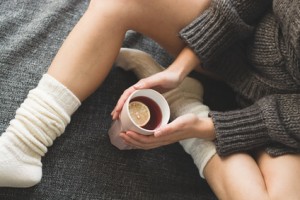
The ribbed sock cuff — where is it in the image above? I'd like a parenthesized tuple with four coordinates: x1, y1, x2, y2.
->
(180, 138, 216, 179)
(36, 74, 81, 116)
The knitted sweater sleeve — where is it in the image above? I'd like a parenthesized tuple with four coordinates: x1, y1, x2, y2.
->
(210, 94, 300, 157)
(179, 0, 272, 66)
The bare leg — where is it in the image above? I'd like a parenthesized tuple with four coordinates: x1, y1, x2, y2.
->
(204, 153, 270, 200)
(0, 0, 211, 188)
(256, 152, 300, 200)
(48, 0, 211, 101)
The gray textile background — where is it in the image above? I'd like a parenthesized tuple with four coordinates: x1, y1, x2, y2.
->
(0, 1, 235, 199)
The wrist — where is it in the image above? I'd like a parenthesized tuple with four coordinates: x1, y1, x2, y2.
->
(167, 64, 186, 82)
(169, 47, 201, 80)
(195, 117, 216, 140)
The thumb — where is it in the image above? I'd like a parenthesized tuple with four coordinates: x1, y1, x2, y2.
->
(154, 124, 173, 137)
(134, 73, 164, 90)
(133, 80, 146, 89)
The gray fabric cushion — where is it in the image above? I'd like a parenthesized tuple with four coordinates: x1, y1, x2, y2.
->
(0, 1, 218, 199)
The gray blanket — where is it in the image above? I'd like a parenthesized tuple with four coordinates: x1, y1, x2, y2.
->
(0, 1, 220, 199)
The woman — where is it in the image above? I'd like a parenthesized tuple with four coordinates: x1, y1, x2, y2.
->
(0, 0, 299, 199)
(113, 0, 300, 199)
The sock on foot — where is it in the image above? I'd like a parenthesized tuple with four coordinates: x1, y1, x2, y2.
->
(115, 48, 165, 77)
(0, 74, 81, 187)
(116, 48, 216, 178)
(164, 78, 216, 179)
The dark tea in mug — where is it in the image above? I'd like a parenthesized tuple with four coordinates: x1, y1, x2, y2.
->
(129, 96, 162, 130)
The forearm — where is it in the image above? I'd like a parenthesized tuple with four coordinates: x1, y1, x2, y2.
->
(167, 47, 201, 81)
(179, 0, 272, 66)
(210, 94, 300, 156)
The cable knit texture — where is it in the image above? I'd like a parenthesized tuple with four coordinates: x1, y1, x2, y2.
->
(180, 0, 300, 156)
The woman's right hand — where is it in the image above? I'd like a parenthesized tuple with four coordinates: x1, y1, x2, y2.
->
(134, 68, 182, 92)
(111, 68, 182, 120)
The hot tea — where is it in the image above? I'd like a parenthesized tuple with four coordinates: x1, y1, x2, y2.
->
(129, 96, 162, 130)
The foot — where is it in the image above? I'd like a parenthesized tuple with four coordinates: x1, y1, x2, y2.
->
(0, 136, 42, 187)
(0, 74, 80, 188)
(115, 48, 165, 78)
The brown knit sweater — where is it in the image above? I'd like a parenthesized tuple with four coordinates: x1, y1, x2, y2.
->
(180, 0, 300, 157)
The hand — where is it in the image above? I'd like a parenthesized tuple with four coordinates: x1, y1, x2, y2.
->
(111, 69, 182, 120)
(120, 114, 216, 150)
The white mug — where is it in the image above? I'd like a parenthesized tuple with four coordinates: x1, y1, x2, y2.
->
(108, 89, 170, 150)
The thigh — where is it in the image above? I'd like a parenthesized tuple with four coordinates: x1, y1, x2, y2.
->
(256, 152, 300, 200)
(204, 153, 269, 200)
(125, 0, 211, 56)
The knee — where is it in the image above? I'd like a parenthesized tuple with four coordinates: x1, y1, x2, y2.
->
(87, 0, 139, 28)
(257, 153, 300, 200)
(88, 0, 125, 13)
(268, 187, 300, 200)
(88, 0, 139, 14)
(264, 173, 300, 200)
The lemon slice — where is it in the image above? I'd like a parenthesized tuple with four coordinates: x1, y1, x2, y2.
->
(129, 101, 150, 127)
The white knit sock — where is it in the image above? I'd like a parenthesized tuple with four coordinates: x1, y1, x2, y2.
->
(115, 48, 165, 77)
(164, 79, 216, 179)
(0, 74, 81, 187)
(116, 48, 216, 178)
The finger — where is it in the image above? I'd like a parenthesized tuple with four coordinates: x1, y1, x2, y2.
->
(111, 86, 136, 119)
(154, 124, 175, 137)
(120, 132, 142, 149)
(134, 74, 164, 90)
(123, 131, 165, 149)
(122, 139, 138, 150)
(122, 131, 178, 149)
(133, 79, 146, 89)
(135, 79, 165, 94)
(129, 131, 174, 148)
(120, 132, 145, 147)
(125, 131, 157, 145)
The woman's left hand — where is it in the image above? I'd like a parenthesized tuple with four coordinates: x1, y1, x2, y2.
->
(120, 114, 216, 150)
